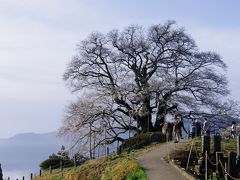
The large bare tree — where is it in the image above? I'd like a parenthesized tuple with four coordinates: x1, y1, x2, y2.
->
(60, 21, 239, 145)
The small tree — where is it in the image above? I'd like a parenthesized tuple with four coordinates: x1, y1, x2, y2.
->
(57, 145, 69, 159)
(74, 153, 88, 166)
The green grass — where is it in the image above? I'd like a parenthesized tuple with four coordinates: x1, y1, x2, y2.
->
(126, 166, 147, 180)
(34, 155, 145, 180)
(221, 138, 237, 155)
(178, 136, 237, 156)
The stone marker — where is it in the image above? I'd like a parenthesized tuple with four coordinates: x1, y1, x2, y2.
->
(228, 151, 237, 179)
(202, 135, 210, 154)
(214, 135, 221, 152)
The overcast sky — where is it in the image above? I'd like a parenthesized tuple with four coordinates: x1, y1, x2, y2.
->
(1, 0, 240, 138)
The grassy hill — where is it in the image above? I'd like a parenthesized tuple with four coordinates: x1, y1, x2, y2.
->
(33, 132, 166, 180)
(33, 144, 163, 180)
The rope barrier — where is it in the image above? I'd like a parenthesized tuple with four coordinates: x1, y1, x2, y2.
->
(206, 154, 219, 166)
(186, 138, 195, 170)
(219, 160, 240, 180)
(193, 141, 200, 159)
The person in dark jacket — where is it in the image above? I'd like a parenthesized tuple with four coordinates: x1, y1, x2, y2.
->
(173, 114, 181, 143)
(196, 120, 202, 136)
(178, 114, 188, 139)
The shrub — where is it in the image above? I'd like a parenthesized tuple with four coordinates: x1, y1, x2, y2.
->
(39, 156, 74, 170)
(74, 153, 89, 166)
(122, 132, 166, 150)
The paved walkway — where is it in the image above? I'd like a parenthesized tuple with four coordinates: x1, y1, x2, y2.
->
(137, 141, 188, 180)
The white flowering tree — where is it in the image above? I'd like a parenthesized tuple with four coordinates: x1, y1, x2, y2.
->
(60, 21, 239, 147)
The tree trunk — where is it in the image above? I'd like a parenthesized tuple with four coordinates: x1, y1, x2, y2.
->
(154, 101, 167, 131)
(138, 114, 153, 132)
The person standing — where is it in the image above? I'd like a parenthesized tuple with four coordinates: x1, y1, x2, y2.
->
(195, 120, 202, 137)
(178, 114, 188, 139)
(203, 118, 211, 136)
(173, 114, 181, 143)
(231, 121, 237, 139)
(191, 119, 196, 138)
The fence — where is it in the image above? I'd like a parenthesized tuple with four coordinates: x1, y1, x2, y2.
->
(5, 144, 121, 180)
(183, 135, 240, 180)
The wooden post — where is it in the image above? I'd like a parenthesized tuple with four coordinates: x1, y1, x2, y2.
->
(237, 135, 240, 158)
(89, 121, 92, 160)
(93, 131, 96, 159)
(117, 140, 119, 152)
(49, 165, 52, 174)
(225, 162, 228, 180)
(74, 154, 77, 167)
(205, 151, 208, 180)
(104, 123, 107, 156)
(60, 160, 63, 177)
(129, 116, 131, 138)
(117, 145, 122, 155)
(214, 135, 221, 152)
(127, 147, 131, 154)
(202, 136, 210, 155)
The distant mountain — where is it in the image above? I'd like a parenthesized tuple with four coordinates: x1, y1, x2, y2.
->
(0, 132, 67, 179)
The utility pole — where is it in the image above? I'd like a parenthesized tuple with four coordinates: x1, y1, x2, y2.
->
(102, 110, 107, 156)
(104, 122, 107, 156)
(93, 131, 96, 159)
(147, 115, 149, 132)
(89, 121, 92, 159)
(129, 116, 131, 138)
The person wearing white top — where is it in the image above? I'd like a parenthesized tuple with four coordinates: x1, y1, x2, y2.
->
(231, 121, 236, 139)
(203, 118, 211, 136)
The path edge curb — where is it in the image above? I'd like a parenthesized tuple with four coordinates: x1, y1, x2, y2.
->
(169, 160, 199, 180)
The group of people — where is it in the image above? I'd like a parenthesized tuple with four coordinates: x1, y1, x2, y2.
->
(162, 114, 238, 143)
(191, 119, 238, 139)
(162, 114, 188, 143)
(192, 118, 211, 138)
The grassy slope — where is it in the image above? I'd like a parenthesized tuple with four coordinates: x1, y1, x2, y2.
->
(34, 136, 237, 180)
(34, 144, 160, 180)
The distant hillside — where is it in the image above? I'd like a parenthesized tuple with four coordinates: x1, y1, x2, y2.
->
(0, 132, 67, 178)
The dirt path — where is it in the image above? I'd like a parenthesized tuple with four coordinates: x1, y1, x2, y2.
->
(137, 141, 188, 180)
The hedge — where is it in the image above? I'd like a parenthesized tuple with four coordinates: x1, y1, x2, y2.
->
(122, 132, 166, 150)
